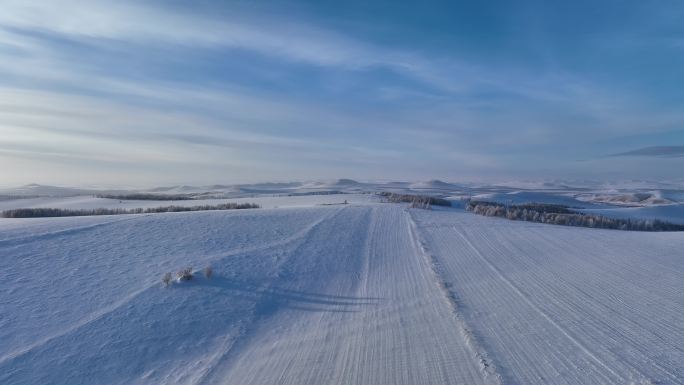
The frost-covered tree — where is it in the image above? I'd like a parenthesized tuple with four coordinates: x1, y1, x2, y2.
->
(465, 201, 684, 232)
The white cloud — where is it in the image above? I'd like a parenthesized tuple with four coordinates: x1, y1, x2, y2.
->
(0, 0, 493, 95)
(0, 0, 385, 67)
(1, 0, 682, 185)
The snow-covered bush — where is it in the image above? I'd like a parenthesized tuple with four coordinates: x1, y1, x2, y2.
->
(409, 197, 432, 210)
(177, 267, 193, 281)
(162, 272, 172, 287)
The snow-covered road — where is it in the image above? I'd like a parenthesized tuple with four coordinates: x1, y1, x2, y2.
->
(1, 204, 682, 384)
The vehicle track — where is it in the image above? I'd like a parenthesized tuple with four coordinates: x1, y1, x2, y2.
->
(407, 211, 502, 385)
(452, 227, 623, 383)
(410, 209, 683, 385)
(200, 205, 489, 385)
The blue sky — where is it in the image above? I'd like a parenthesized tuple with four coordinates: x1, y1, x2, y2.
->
(1, 0, 683, 187)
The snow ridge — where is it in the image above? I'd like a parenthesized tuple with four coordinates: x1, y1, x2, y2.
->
(0, 215, 144, 247)
(406, 210, 503, 385)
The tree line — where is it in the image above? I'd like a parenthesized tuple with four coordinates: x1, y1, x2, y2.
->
(466, 201, 684, 232)
(2, 202, 260, 218)
(96, 193, 194, 201)
(378, 192, 452, 208)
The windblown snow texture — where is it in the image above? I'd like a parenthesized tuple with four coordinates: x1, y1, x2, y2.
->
(1, 201, 682, 384)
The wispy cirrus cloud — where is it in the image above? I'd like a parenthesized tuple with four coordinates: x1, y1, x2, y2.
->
(1, 0, 683, 186)
(0, 0, 642, 101)
(0, 0, 433, 75)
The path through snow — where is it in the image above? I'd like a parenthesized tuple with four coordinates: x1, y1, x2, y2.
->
(1, 204, 682, 384)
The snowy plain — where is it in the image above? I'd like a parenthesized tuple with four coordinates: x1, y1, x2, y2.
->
(1, 183, 683, 384)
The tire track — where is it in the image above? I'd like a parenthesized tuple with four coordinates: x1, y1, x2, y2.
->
(451, 226, 624, 383)
(0, 215, 148, 248)
(407, 210, 503, 385)
(193, 206, 349, 385)
(200, 205, 489, 385)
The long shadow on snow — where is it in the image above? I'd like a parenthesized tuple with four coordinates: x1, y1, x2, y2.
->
(176, 276, 381, 314)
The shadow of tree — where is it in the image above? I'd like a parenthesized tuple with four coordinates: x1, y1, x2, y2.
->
(175, 276, 382, 314)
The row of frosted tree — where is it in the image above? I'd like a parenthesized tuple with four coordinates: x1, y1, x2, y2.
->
(2, 202, 260, 218)
(466, 201, 684, 232)
(96, 193, 194, 200)
(378, 192, 451, 208)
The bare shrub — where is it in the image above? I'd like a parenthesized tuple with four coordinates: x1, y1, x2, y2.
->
(177, 267, 193, 281)
(204, 266, 213, 278)
(162, 272, 172, 287)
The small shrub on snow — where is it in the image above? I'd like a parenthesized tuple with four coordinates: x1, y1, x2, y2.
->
(162, 272, 172, 287)
(177, 267, 193, 281)
(204, 266, 213, 278)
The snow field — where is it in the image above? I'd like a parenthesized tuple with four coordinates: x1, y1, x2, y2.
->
(1, 201, 682, 384)
(412, 209, 684, 385)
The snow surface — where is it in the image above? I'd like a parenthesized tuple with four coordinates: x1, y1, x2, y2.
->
(1, 198, 683, 384)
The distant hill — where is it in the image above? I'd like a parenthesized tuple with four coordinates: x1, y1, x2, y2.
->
(332, 178, 363, 187)
(409, 180, 459, 190)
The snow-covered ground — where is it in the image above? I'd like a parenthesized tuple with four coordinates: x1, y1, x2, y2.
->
(1, 196, 682, 385)
(412, 208, 684, 385)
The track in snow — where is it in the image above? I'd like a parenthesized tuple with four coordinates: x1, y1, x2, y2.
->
(196, 205, 491, 385)
(412, 208, 684, 385)
(1, 203, 682, 384)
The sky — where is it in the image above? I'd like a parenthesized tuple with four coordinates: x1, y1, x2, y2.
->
(1, 0, 683, 187)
